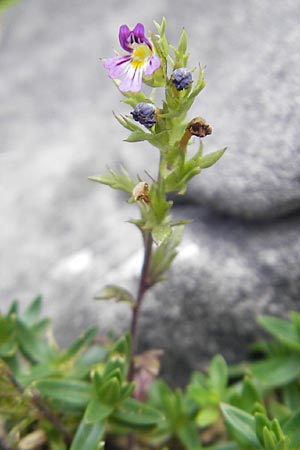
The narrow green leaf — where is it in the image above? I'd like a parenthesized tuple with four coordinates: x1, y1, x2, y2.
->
(98, 377, 120, 405)
(0, 316, 17, 357)
(149, 226, 183, 284)
(34, 379, 92, 410)
(263, 427, 277, 450)
(255, 412, 271, 446)
(291, 312, 300, 338)
(177, 422, 203, 450)
(84, 399, 113, 424)
(111, 398, 164, 430)
(177, 29, 188, 55)
(209, 354, 228, 396)
(125, 130, 152, 142)
(241, 378, 263, 412)
(220, 403, 261, 448)
(22, 296, 42, 326)
(250, 355, 300, 388)
(196, 406, 219, 427)
(16, 319, 53, 364)
(88, 167, 135, 195)
(258, 315, 300, 350)
(271, 418, 285, 442)
(152, 224, 172, 245)
(282, 409, 300, 448)
(95, 285, 134, 306)
(70, 419, 105, 450)
(282, 381, 300, 411)
(189, 67, 206, 99)
(61, 326, 98, 362)
(199, 148, 226, 169)
(7, 300, 19, 315)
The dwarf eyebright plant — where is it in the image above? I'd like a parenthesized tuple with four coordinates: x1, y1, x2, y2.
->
(91, 18, 226, 385)
(5, 18, 300, 450)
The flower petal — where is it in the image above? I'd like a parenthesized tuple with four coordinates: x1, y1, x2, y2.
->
(119, 66, 143, 93)
(119, 24, 132, 52)
(132, 23, 151, 47)
(143, 55, 161, 77)
(103, 55, 131, 79)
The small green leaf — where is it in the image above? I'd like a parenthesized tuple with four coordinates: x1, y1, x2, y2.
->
(149, 226, 183, 284)
(61, 326, 98, 363)
(177, 29, 188, 55)
(112, 333, 131, 359)
(258, 315, 300, 350)
(263, 427, 277, 450)
(282, 409, 300, 448)
(220, 403, 261, 448)
(241, 378, 263, 412)
(98, 377, 120, 405)
(70, 419, 105, 450)
(84, 399, 113, 424)
(34, 379, 92, 411)
(250, 355, 300, 388)
(16, 319, 53, 364)
(88, 167, 135, 195)
(177, 422, 203, 450)
(111, 398, 164, 430)
(255, 413, 271, 446)
(0, 316, 17, 357)
(187, 384, 218, 406)
(152, 224, 172, 245)
(271, 418, 285, 442)
(189, 67, 206, 100)
(196, 406, 219, 427)
(209, 354, 228, 396)
(199, 148, 226, 169)
(282, 381, 300, 411)
(125, 130, 153, 142)
(22, 296, 42, 326)
(95, 285, 134, 306)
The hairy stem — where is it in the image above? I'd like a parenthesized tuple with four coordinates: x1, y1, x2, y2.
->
(128, 230, 153, 382)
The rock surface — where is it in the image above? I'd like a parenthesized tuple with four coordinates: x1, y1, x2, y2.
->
(0, 0, 300, 383)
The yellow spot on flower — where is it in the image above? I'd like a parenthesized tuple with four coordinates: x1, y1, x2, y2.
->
(131, 44, 152, 69)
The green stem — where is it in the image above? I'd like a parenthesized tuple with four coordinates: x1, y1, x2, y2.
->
(128, 230, 153, 382)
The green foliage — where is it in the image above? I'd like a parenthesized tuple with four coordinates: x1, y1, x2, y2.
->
(88, 166, 136, 195)
(2, 298, 300, 449)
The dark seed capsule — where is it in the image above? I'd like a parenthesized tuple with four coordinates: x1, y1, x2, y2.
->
(171, 68, 193, 91)
(131, 102, 156, 128)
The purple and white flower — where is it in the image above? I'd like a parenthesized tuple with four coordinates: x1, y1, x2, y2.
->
(103, 23, 161, 93)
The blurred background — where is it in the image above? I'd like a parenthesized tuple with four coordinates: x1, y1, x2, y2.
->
(1, 0, 300, 383)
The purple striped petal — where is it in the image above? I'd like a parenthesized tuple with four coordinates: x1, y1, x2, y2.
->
(119, 66, 143, 93)
(103, 55, 131, 78)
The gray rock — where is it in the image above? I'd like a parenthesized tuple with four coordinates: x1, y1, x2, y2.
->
(0, 0, 300, 385)
(137, 206, 300, 383)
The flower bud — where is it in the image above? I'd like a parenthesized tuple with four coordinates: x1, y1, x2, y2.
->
(171, 67, 192, 91)
(131, 103, 156, 128)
